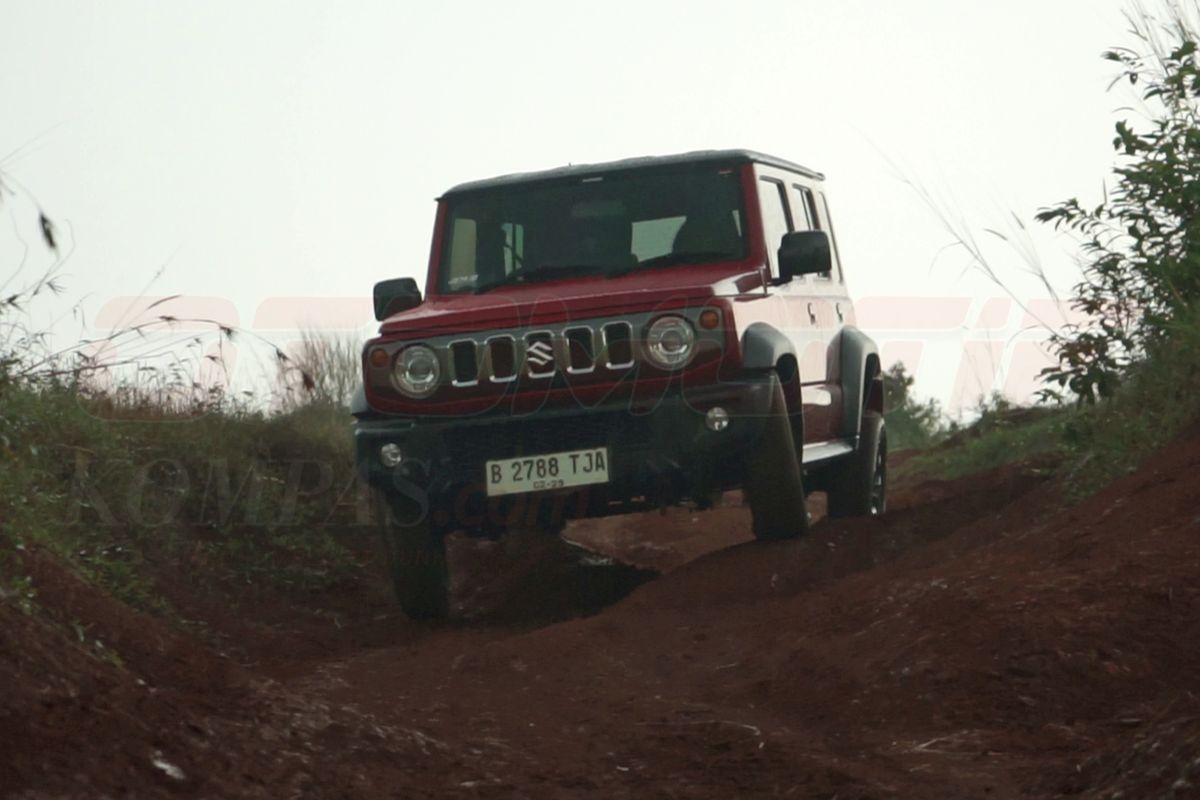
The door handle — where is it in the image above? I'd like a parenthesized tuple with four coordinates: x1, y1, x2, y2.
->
(807, 303, 818, 324)
(835, 303, 844, 322)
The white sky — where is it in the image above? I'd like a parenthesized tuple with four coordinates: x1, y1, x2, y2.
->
(1, 0, 1141, 410)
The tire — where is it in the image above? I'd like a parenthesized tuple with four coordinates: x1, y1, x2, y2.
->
(372, 487, 450, 620)
(826, 410, 887, 519)
(744, 374, 809, 540)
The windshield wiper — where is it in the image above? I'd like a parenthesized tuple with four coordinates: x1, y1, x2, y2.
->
(607, 251, 737, 279)
(474, 264, 604, 294)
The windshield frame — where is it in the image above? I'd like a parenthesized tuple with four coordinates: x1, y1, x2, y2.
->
(430, 163, 752, 296)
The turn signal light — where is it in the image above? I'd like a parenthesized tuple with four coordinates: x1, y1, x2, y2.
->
(698, 309, 721, 330)
(368, 348, 389, 369)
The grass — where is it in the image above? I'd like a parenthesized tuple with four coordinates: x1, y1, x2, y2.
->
(0, 375, 364, 616)
(893, 308, 1200, 494)
(1055, 312, 1200, 496)
(895, 405, 1069, 483)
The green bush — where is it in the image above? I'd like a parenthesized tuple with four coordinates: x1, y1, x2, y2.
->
(1037, 1, 1200, 403)
(1058, 304, 1200, 494)
(882, 362, 947, 451)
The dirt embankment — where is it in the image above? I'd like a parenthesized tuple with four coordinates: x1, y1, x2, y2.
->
(2, 436, 1199, 799)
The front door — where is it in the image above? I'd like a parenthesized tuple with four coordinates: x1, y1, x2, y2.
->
(754, 166, 845, 443)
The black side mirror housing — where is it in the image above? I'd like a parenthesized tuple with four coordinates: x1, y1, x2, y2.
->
(777, 230, 832, 282)
(373, 278, 422, 321)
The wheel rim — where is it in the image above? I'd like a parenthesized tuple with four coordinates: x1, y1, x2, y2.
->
(870, 431, 887, 515)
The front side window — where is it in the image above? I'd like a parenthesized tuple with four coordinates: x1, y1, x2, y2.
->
(758, 178, 793, 277)
(437, 167, 747, 294)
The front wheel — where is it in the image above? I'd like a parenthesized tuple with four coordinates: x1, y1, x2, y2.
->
(826, 411, 887, 518)
(372, 487, 450, 620)
(743, 374, 808, 540)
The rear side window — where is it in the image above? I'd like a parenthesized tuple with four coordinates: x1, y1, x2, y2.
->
(816, 192, 843, 283)
(791, 184, 831, 279)
(790, 184, 819, 231)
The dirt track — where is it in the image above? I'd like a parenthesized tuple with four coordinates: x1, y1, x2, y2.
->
(3, 437, 1200, 799)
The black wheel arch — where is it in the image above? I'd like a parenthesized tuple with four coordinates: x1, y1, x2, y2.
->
(739, 322, 803, 434)
(838, 326, 882, 440)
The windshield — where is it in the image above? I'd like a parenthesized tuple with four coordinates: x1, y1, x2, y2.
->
(437, 166, 747, 294)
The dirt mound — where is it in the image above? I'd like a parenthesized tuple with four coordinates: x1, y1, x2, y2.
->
(0, 549, 241, 796)
(2, 437, 1198, 798)
(0, 548, 470, 799)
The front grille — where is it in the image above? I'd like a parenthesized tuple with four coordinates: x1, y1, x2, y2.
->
(447, 322, 636, 385)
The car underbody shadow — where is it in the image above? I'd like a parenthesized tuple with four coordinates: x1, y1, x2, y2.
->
(446, 528, 658, 626)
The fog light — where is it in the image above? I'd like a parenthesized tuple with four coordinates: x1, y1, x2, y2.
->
(705, 406, 730, 432)
(379, 443, 403, 467)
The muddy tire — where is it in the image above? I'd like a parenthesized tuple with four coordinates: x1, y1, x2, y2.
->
(372, 487, 450, 620)
(826, 411, 887, 518)
(744, 374, 808, 540)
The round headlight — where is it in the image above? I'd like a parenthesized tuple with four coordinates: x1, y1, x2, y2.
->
(645, 315, 696, 370)
(392, 345, 440, 398)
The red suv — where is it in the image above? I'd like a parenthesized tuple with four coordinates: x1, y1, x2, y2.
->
(355, 150, 886, 618)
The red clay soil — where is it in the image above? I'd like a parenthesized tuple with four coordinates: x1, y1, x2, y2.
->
(2, 437, 1199, 799)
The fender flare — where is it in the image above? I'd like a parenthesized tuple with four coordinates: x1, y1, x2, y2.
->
(839, 326, 880, 439)
(739, 322, 797, 372)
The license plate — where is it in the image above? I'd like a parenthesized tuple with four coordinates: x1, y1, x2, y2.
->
(485, 447, 610, 497)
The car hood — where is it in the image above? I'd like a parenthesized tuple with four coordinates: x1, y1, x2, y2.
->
(377, 263, 764, 339)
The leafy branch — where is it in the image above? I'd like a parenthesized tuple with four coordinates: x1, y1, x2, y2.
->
(1036, 1, 1200, 403)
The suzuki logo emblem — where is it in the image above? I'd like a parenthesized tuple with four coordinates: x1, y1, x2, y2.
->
(527, 340, 555, 368)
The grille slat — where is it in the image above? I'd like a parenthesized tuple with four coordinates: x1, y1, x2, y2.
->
(565, 327, 595, 373)
(449, 340, 479, 386)
(602, 322, 635, 368)
(486, 336, 517, 383)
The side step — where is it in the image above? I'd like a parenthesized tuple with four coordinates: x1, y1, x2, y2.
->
(801, 438, 856, 465)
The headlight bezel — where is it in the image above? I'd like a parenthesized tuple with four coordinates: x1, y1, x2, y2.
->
(643, 314, 697, 370)
(391, 344, 441, 398)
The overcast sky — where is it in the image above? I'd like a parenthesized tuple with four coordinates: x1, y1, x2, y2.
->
(1, 0, 1142, 409)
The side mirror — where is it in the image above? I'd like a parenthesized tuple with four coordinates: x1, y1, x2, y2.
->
(777, 230, 832, 282)
(373, 277, 422, 321)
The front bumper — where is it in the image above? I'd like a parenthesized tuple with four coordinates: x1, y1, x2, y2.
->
(355, 377, 777, 529)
